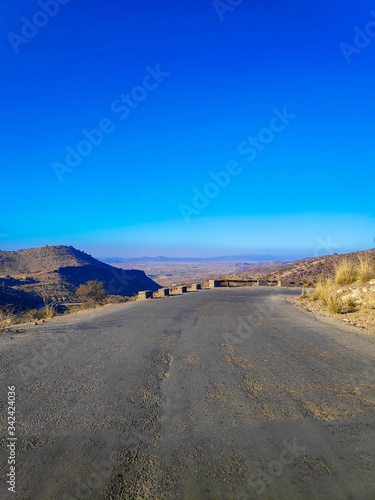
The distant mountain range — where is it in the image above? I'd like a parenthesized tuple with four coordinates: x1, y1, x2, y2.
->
(0, 246, 160, 309)
(102, 254, 278, 264)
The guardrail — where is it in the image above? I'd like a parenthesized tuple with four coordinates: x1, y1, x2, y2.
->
(137, 279, 316, 300)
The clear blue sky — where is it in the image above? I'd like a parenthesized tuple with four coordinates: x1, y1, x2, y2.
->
(1, 0, 374, 259)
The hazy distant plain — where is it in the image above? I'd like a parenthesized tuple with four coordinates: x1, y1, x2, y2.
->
(111, 260, 253, 287)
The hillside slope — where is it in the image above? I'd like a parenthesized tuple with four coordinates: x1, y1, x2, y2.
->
(0, 246, 160, 308)
(0, 245, 108, 275)
(261, 249, 375, 283)
(223, 249, 375, 284)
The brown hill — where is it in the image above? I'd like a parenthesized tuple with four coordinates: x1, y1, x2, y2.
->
(0, 245, 160, 309)
(0, 245, 108, 275)
(225, 249, 375, 283)
(235, 260, 291, 274)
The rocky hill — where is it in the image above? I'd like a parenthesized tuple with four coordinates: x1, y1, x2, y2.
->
(235, 260, 291, 273)
(225, 249, 375, 283)
(0, 245, 160, 309)
(0, 245, 109, 275)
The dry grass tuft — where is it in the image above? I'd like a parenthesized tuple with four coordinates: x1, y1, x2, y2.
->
(43, 303, 57, 319)
(356, 253, 375, 283)
(346, 299, 358, 312)
(23, 305, 56, 321)
(316, 278, 342, 313)
(0, 305, 19, 328)
(335, 258, 357, 285)
(316, 278, 333, 305)
(327, 292, 342, 314)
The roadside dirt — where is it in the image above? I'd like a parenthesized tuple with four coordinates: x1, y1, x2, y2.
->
(288, 281, 375, 333)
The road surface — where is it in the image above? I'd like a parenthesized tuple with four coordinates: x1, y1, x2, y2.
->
(1, 287, 375, 499)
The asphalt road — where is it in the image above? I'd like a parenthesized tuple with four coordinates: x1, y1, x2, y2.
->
(1, 287, 375, 499)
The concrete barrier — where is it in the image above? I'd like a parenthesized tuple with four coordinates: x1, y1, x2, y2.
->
(256, 280, 268, 286)
(191, 283, 202, 290)
(158, 288, 170, 297)
(278, 281, 290, 287)
(222, 279, 258, 287)
(177, 286, 187, 293)
(138, 290, 153, 299)
(209, 280, 221, 288)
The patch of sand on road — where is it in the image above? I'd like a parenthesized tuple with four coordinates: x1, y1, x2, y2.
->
(302, 393, 372, 422)
(219, 343, 374, 424)
(187, 445, 248, 498)
(102, 332, 182, 499)
(203, 382, 235, 403)
(294, 455, 338, 476)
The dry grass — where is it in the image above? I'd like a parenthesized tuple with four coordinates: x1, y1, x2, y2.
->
(334, 258, 357, 285)
(357, 253, 375, 283)
(316, 278, 333, 305)
(23, 305, 56, 321)
(346, 298, 358, 312)
(316, 278, 342, 313)
(43, 303, 57, 319)
(1, 293, 134, 328)
(0, 305, 19, 328)
(327, 292, 342, 314)
(105, 295, 134, 304)
(333, 253, 375, 285)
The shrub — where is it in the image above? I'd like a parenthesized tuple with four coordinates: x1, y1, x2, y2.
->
(76, 280, 108, 305)
(316, 278, 333, 305)
(41, 304, 56, 319)
(327, 292, 342, 314)
(23, 309, 36, 320)
(106, 295, 132, 304)
(0, 305, 19, 327)
(356, 253, 375, 283)
(23, 305, 57, 321)
(334, 258, 357, 285)
(346, 299, 358, 311)
(315, 279, 342, 313)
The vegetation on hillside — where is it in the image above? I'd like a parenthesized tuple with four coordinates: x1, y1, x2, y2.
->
(76, 280, 108, 306)
(296, 253, 375, 330)
(0, 279, 133, 329)
(226, 248, 375, 285)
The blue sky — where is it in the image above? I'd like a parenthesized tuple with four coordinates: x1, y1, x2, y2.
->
(1, 0, 374, 259)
